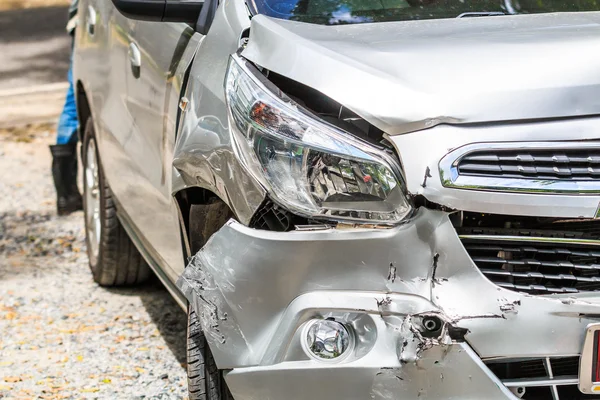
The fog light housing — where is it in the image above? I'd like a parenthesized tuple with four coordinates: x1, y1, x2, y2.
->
(302, 319, 354, 362)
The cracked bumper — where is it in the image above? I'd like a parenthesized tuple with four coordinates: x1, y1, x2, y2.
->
(176, 208, 600, 399)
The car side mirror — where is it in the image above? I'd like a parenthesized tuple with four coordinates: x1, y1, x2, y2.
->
(110, 0, 204, 26)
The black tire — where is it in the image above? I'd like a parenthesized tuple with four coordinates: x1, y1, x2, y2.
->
(82, 118, 151, 286)
(187, 308, 234, 400)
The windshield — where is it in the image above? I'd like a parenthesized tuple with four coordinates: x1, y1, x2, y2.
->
(248, 0, 600, 25)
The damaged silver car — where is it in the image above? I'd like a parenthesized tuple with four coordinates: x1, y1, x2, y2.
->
(73, 0, 600, 398)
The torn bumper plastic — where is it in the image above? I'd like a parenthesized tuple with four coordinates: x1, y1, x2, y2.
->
(176, 208, 600, 399)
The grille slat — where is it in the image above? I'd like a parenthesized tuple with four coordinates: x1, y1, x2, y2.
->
(481, 269, 600, 283)
(497, 282, 580, 294)
(457, 149, 600, 180)
(472, 256, 600, 271)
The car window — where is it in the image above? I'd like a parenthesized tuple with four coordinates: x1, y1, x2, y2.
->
(247, 0, 600, 25)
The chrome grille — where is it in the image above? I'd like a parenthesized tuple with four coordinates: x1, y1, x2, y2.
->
(457, 149, 600, 180)
(484, 356, 599, 400)
(460, 235, 600, 294)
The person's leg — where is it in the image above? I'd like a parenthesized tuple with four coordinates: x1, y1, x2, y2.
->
(56, 66, 79, 145)
(51, 57, 82, 215)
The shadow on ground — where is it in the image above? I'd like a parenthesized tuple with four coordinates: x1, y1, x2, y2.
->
(108, 281, 188, 367)
(0, 210, 77, 259)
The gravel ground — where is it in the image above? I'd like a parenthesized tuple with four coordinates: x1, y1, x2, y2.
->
(0, 124, 188, 399)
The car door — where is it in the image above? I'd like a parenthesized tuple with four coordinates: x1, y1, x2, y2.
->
(77, 0, 133, 188)
(116, 20, 199, 282)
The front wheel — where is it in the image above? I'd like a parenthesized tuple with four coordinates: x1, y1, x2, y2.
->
(82, 118, 151, 286)
(187, 307, 234, 400)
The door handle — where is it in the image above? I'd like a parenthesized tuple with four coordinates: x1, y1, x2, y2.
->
(128, 42, 141, 79)
(86, 5, 97, 36)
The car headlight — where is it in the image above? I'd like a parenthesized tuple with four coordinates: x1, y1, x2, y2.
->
(224, 55, 411, 224)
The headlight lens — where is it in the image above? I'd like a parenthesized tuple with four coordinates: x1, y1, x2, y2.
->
(225, 55, 411, 224)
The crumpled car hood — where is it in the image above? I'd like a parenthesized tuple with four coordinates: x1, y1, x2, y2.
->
(242, 12, 600, 134)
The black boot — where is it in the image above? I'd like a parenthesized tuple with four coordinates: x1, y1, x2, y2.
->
(50, 143, 83, 216)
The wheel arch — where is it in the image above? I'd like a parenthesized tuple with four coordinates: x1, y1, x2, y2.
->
(174, 186, 235, 258)
(75, 80, 92, 143)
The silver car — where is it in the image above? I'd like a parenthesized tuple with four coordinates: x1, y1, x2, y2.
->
(73, 0, 600, 398)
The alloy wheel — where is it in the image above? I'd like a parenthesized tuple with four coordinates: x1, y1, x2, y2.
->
(84, 138, 101, 266)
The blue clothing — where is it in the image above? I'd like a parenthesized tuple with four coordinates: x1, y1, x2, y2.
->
(56, 63, 78, 145)
(56, 0, 79, 145)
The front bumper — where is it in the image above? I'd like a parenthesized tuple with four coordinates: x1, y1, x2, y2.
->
(177, 208, 600, 399)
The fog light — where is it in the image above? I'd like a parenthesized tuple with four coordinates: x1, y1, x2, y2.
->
(302, 319, 353, 362)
